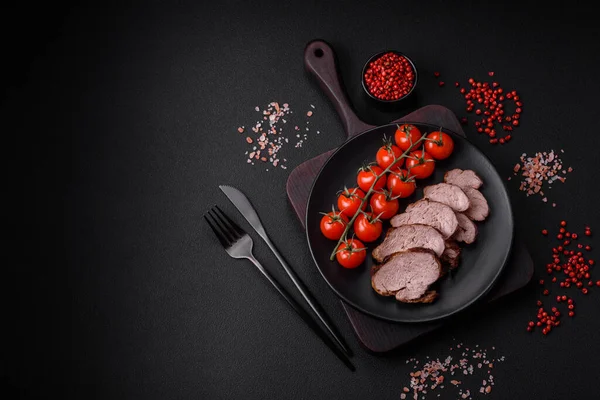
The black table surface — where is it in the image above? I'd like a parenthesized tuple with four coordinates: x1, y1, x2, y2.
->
(6, 1, 600, 399)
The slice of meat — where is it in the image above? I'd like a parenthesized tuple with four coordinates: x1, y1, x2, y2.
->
(452, 212, 478, 244)
(462, 187, 490, 221)
(391, 199, 458, 239)
(444, 168, 483, 189)
(400, 290, 438, 304)
(423, 183, 470, 212)
(440, 240, 461, 270)
(372, 224, 445, 262)
(371, 249, 441, 303)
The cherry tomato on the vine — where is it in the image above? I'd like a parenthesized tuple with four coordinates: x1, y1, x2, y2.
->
(356, 164, 386, 192)
(369, 190, 400, 220)
(337, 187, 366, 217)
(424, 131, 454, 160)
(376, 139, 403, 170)
(405, 150, 435, 179)
(319, 208, 349, 240)
(395, 124, 422, 152)
(335, 238, 367, 268)
(353, 211, 383, 243)
(386, 168, 416, 198)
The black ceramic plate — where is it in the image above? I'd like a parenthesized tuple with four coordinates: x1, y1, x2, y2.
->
(305, 122, 513, 323)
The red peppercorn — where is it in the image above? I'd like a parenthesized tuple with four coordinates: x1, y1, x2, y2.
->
(542, 229, 548, 235)
(543, 289, 549, 295)
(539, 279, 545, 285)
(364, 52, 415, 100)
(560, 221, 566, 226)
(596, 281, 600, 287)
(557, 234, 563, 240)
(568, 311, 575, 317)
(562, 295, 567, 301)
(590, 260, 595, 265)
(559, 228, 566, 233)
(439, 81, 445, 87)
(582, 288, 589, 294)
(585, 245, 591, 251)
(571, 233, 578, 239)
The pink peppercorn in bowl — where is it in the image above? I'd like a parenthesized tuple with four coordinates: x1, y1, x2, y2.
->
(361, 50, 418, 106)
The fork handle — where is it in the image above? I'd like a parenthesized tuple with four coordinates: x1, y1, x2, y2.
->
(247, 256, 355, 372)
(261, 235, 352, 357)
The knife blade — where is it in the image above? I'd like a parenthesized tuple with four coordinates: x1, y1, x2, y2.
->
(219, 184, 353, 357)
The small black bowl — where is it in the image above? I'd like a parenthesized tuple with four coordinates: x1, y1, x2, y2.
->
(361, 50, 418, 107)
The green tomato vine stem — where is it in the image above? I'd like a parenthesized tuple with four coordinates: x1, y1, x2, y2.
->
(329, 134, 427, 261)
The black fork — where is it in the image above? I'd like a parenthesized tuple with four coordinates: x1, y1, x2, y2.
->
(204, 206, 355, 372)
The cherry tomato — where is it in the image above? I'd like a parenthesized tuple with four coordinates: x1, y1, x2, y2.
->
(356, 165, 386, 192)
(405, 150, 435, 179)
(386, 168, 416, 198)
(424, 131, 454, 160)
(369, 190, 399, 220)
(353, 212, 383, 243)
(319, 209, 349, 240)
(395, 124, 422, 152)
(335, 238, 367, 268)
(376, 142, 403, 170)
(337, 187, 366, 217)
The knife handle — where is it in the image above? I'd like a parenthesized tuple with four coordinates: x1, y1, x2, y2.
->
(262, 234, 353, 357)
(247, 254, 355, 372)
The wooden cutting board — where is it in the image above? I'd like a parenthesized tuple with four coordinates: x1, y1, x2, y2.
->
(285, 39, 534, 352)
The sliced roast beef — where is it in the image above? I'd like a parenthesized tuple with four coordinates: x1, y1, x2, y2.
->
(452, 212, 478, 244)
(391, 199, 458, 239)
(440, 240, 461, 270)
(371, 248, 441, 303)
(444, 168, 483, 189)
(372, 224, 445, 262)
(462, 187, 490, 221)
(423, 183, 470, 212)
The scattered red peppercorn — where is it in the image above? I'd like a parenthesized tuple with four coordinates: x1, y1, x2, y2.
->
(529, 223, 595, 336)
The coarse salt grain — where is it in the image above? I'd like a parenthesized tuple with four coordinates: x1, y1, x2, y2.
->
(511, 149, 571, 205)
(400, 340, 505, 399)
(238, 103, 323, 170)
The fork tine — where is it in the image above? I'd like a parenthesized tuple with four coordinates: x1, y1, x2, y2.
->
(214, 205, 243, 239)
(204, 214, 231, 248)
(208, 208, 236, 244)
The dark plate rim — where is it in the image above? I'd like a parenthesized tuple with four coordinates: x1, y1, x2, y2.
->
(304, 122, 514, 323)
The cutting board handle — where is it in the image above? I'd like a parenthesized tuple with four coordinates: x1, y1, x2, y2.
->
(304, 40, 375, 138)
